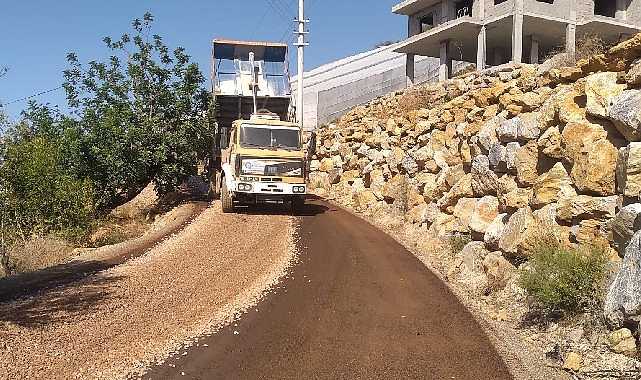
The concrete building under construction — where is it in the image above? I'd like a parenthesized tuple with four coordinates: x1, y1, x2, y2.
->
(392, 0, 641, 81)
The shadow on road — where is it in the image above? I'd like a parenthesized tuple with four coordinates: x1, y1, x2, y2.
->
(0, 273, 125, 327)
(229, 195, 329, 217)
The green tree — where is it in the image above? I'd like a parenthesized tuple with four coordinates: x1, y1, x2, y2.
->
(0, 104, 95, 275)
(63, 13, 212, 206)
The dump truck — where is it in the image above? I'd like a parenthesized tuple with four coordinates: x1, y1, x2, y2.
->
(208, 39, 313, 213)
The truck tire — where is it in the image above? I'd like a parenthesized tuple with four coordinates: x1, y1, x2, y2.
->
(209, 170, 221, 199)
(221, 179, 234, 213)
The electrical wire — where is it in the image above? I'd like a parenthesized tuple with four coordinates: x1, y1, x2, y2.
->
(2, 86, 63, 106)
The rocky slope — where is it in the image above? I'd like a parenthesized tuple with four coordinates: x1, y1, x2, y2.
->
(309, 33, 641, 377)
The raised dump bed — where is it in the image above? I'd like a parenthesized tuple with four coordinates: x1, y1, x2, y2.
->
(212, 39, 294, 129)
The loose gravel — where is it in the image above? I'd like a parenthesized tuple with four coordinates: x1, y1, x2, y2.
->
(0, 202, 296, 380)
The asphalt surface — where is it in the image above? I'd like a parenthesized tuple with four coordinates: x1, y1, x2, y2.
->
(146, 198, 513, 379)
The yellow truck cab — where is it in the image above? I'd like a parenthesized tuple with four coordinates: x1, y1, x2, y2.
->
(220, 110, 307, 212)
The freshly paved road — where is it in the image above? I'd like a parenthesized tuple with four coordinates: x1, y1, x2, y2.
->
(146, 199, 513, 379)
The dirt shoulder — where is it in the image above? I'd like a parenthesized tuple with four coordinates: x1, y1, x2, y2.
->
(0, 201, 296, 380)
(0, 201, 207, 303)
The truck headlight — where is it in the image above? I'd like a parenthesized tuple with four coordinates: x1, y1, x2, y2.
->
(238, 183, 253, 192)
(293, 186, 306, 193)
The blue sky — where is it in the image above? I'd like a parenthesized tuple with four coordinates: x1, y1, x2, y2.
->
(0, 1, 406, 120)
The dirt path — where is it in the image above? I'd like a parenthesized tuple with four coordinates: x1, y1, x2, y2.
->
(0, 202, 208, 304)
(146, 198, 513, 379)
(0, 202, 296, 380)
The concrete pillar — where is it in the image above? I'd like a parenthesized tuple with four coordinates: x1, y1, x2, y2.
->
(477, 26, 487, 71)
(439, 40, 451, 81)
(529, 34, 539, 64)
(512, 15, 523, 63)
(566, 19, 576, 56)
(406, 54, 415, 88)
(512, 0, 524, 63)
(441, 1, 449, 22)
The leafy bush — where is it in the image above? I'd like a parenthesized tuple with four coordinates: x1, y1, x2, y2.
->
(449, 233, 471, 254)
(518, 239, 609, 318)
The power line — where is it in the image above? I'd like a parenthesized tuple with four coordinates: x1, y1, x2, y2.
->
(2, 86, 63, 106)
(265, 0, 291, 24)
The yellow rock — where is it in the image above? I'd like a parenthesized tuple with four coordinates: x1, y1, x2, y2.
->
(563, 352, 582, 371)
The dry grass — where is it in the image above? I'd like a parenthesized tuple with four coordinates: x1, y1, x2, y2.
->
(10, 236, 75, 274)
(541, 33, 612, 70)
(397, 86, 440, 116)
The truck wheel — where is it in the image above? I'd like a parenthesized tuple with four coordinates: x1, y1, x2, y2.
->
(209, 170, 221, 199)
(221, 179, 234, 213)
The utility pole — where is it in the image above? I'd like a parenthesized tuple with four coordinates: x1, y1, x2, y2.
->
(294, 0, 308, 127)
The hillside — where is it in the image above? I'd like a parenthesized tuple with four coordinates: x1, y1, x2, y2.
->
(308, 33, 641, 377)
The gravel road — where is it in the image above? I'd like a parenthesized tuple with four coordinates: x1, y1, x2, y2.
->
(0, 202, 296, 380)
(146, 198, 513, 379)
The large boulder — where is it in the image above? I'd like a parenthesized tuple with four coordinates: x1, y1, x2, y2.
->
(498, 113, 540, 143)
(482, 251, 517, 292)
(533, 203, 570, 245)
(570, 138, 618, 196)
(561, 121, 607, 164)
(531, 162, 575, 208)
(468, 196, 500, 240)
(477, 113, 505, 152)
(498, 207, 538, 257)
(605, 230, 641, 328)
(451, 241, 490, 295)
(585, 72, 627, 119)
(538, 126, 564, 159)
(556, 194, 618, 222)
(437, 174, 474, 213)
(514, 141, 539, 186)
(488, 142, 508, 173)
(471, 155, 499, 196)
(609, 203, 641, 256)
(485, 213, 509, 251)
(609, 89, 641, 142)
(453, 197, 479, 228)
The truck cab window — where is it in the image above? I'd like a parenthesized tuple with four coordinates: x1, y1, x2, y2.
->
(240, 124, 301, 150)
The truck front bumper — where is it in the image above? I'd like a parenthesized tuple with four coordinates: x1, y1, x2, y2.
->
(232, 180, 306, 196)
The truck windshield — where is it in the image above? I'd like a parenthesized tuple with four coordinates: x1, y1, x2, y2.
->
(239, 124, 301, 150)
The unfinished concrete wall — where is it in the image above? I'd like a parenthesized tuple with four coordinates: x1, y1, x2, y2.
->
(408, 3, 444, 37)
(485, 0, 515, 20)
(523, 0, 573, 19)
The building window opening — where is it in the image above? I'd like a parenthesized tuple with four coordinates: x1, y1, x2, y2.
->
(536, 0, 554, 3)
(494, 0, 508, 4)
(595, 0, 616, 17)
(456, 0, 473, 18)
(420, 13, 436, 33)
